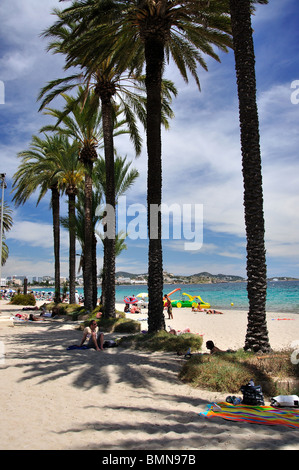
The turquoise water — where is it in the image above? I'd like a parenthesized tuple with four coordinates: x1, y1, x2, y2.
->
(33, 280, 299, 314)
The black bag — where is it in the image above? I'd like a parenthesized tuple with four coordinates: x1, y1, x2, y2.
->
(240, 379, 265, 406)
(103, 340, 118, 348)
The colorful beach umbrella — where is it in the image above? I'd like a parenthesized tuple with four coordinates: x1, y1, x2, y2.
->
(136, 293, 148, 298)
(124, 296, 138, 304)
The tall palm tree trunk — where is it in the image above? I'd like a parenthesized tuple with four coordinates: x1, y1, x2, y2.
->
(51, 184, 61, 305)
(92, 233, 98, 308)
(83, 164, 94, 312)
(68, 191, 76, 304)
(145, 36, 165, 333)
(230, 0, 270, 352)
(101, 98, 116, 318)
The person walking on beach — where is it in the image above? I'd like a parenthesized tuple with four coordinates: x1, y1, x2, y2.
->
(164, 293, 173, 319)
(79, 320, 104, 351)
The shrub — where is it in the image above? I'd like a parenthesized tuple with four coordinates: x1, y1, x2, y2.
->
(179, 349, 299, 396)
(97, 317, 141, 333)
(10, 293, 36, 306)
(119, 330, 203, 353)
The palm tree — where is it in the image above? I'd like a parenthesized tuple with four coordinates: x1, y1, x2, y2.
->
(61, 154, 139, 312)
(48, 136, 84, 304)
(42, 89, 105, 311)
(80, 0, 231, 331)
(0, 202, 13, 266)
(93, 154, 139, 315)
(41, 87, 134, 312)
(229, 0, 270, 352)
(11, 134, 67, 304)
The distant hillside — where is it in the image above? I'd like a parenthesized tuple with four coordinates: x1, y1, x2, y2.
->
(116, 271, 245, 282)
(189, 272, 245, 281)
(116, 271, 146, 279)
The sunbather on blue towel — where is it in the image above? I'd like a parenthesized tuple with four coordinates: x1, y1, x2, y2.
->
(78, 320, 104, 351)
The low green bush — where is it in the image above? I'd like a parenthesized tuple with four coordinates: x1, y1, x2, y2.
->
(119, 330, 203, 353)
(10, 293, 36, 306)
(179, 349, 299, 396)
(98, 317, 141, 333)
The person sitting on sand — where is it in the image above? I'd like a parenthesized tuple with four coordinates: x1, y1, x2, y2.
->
(130, 305, 141, 314)
(79, 320, 104, 351)
(191, 303, 206, 312)
(206, 340, 223, 354)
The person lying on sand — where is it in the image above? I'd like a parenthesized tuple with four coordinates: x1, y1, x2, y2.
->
(78, 320, 104, 351)
(206, 309, 223, 315)
(206, 340, 223, 354)
(28, 313, 45, 321)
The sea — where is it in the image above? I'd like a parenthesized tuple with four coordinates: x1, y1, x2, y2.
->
(31, 280, 299, 314)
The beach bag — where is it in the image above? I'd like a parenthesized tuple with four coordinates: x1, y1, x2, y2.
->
(240, 379, 265, 406)
(271, 395, 299, 407)
(103, 340, 118, 348)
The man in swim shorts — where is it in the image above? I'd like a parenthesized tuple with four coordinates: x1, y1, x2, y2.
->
(164, 293, 173, 319)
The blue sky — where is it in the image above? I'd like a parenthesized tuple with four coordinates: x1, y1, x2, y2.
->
(0, 0, 299, 280)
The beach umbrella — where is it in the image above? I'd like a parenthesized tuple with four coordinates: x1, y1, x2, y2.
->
(136, 293, 148, 298)
(124, 296, 138, 304)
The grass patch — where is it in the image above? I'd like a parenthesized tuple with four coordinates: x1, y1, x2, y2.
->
(119, 330, 203, 353)
(179, 349, 299, 396)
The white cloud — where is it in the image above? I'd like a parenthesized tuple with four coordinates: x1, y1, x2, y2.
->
(6, 220, 69, 250)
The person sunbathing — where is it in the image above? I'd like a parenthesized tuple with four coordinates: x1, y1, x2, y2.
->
(206, 340, 223, 354)
(206, 309, 223, 314)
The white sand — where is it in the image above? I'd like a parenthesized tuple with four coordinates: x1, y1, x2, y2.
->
(0, 300, 298, 450)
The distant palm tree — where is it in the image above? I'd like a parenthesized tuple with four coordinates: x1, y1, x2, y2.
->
(93, 154, 139, 316)
(61, 154, 139, 312)
(229, 0, 270, 352)
(12, 134, 67, 304)
(41, 88, 132, 311)
(44, 90, 103, 311)
(48, 136, 84, 304)
(0, 202, 13, 266)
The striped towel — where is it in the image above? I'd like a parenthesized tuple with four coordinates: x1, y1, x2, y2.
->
(200, 402, 299, 429)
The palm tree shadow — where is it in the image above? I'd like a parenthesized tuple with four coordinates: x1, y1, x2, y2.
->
(8, 322, 182, 393)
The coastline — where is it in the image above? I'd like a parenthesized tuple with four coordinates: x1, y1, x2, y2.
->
(0, 299, 298, 450)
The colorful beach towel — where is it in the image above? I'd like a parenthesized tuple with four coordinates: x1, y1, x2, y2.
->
(200, 402, 299, 429)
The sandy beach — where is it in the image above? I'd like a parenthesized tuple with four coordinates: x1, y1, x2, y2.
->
(0, 299, 298, 451)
